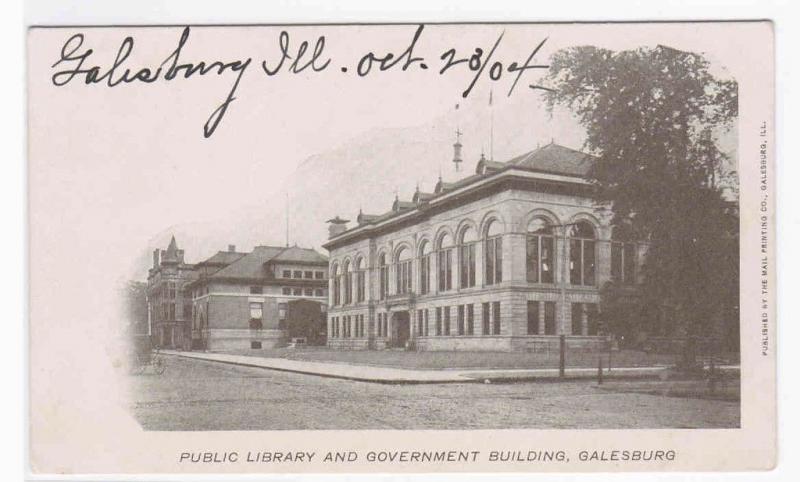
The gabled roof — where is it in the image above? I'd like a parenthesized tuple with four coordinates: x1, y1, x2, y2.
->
(506, 142, 594, 177)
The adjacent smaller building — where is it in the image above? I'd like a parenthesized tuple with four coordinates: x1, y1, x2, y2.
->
(185, 244, 329, 350)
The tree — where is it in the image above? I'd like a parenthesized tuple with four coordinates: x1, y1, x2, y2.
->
(543, 45, 739, 362)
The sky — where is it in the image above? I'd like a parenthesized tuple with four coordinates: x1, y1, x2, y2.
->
(28, 22, 751, 281)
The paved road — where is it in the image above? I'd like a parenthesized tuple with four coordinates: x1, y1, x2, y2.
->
(129, 357, 739, 431)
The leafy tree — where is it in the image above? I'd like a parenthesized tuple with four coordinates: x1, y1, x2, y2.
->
(543, 45, 739, 361)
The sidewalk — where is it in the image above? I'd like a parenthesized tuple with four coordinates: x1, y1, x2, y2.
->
(161, 350, 739, 384)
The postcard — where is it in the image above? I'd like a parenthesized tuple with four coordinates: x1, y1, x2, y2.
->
(27, 21, 775, 474)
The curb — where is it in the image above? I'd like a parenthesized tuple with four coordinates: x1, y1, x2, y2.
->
(163, 352, 692, 385)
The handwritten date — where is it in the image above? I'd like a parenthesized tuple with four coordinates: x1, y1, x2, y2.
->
(51, 25, 550, 138)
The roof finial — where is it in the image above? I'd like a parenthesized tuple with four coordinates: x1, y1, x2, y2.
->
(452, 127, 463, 172)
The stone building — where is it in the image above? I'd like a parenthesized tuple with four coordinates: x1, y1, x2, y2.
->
(185, 245, 329, 350)
(323, 143, 643, 351)
(146, 236, 197, 350)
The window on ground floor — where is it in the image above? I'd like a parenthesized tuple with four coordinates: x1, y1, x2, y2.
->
(443, 306, 451, 335)
(435, 307, 442, 336)
(457, 305, 465, 335)
(527, 301, 540, 335)
(249, 302, 263, 330)
(492, 302, 501, 335)
(544, 301, 556, 335)
(466, 304, 474, 335)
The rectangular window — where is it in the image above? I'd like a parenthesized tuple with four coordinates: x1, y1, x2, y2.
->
(417, 309, 424, 335)
(527, 235, 555, 283)
(396, 260, 412, 294)
(314, 288, 324, 297)
(344, 271, 353, 303)
(293, 288, 302, 296)
(380, 264, 388, 300)
(492, 302, 501, 335)
(586, 304, 599, 335)
(570, 239, 596, 286)
(283, 270, 292, 278)
(293, 270, 302, 279)
(278, 303, 287, 320)
(466, 304, 474, 335)
(527, 301, 540, 335)
(544, 301, 556, 335)
(435, 307, 442, 336)
(438, 249, 453, 292)
(304, 288, 313, 296)
(459, 243, 476, 289)
(443, 306, 451, 335)
(333, 276, 341, 305)
(571, 302, 583, 335)
(251, 341, 262, 349)
(304, 270, 313, 279)
(249, 302, 263, 329)
(377, 314, 382, 337)
(482, 302, 490, 335)
(282, 287, 291, 295)
(485, 236, 503, 285)
(315, 271, 324, 279)
(424, 309, 429, 336)
(356, 270, 366, 302)
(249, 286, 263, 294)
(457, 305, 465, 335)
(419, 255, 430, 295)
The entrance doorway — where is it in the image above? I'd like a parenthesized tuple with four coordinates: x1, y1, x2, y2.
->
(391, 311, 411, 348)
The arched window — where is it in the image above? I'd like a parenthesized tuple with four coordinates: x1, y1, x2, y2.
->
(342, 259, 352, 304)
(355, 257, 366, 302)
(484, 220, 503, 285)
(395, 247, 412, 295)
(526, 218, 556, 283)
(437, 233, 454, 292)
(459, 226, 477, 289)
(331, 264, 341, 305)
(569, 221, 596, 286)
(418, 241, 432, 295)
(611, 225, 636, 285)
(378, 253, 388, 300)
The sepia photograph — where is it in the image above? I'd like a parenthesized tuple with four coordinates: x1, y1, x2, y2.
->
(26, 18, 774, 474)
(118, 29, 742, 432)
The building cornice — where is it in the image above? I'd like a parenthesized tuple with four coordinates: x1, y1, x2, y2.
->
(323, 167, 594, 250)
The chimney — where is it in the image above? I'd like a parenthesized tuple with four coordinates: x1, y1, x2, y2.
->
(228, 244, 236, 253)
(326, 216, 350, 239)
(152, 249, 160, 269)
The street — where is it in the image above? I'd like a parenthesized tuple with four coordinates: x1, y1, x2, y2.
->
(129, 356, 740, 431)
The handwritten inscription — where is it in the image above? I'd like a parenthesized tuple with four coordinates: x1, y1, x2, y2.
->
(50, 25, 550, 138)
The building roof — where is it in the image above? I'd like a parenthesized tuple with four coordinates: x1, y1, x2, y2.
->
(203, 245, 328, 282)
(270, 245, 329, 264)
(506, 142, 594, 177)
(198, 250, 247, 266)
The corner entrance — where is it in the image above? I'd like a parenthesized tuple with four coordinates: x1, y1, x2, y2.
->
(391, 311, 411, 348)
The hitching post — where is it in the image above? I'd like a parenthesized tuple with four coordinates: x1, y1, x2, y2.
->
(559, 335, 566, 378)
(597, 357, 604, 384)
